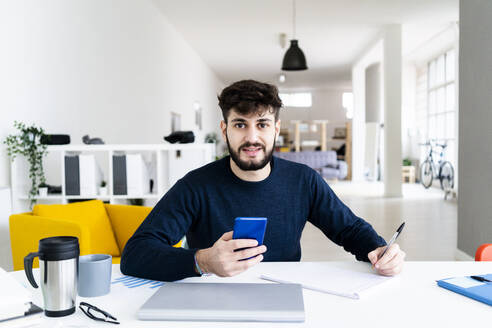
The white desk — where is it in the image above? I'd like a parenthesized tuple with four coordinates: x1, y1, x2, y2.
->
(10, 261, 492, 328)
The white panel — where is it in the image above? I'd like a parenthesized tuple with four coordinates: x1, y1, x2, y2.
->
(126, 154, 150, 196)
(168, 150, 207, 188)
(79, 154, 100, 197)
(364, 123, 380, 181)
(383, 25, 403, 197)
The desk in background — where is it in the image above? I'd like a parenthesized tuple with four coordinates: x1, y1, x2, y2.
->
(9, 261, 492, 328)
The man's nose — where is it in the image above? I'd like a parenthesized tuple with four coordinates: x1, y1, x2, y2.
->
(244, 125, 259, 143)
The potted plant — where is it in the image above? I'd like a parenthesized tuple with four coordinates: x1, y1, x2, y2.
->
(4, 121, 48, 206)
(38, 182, 48, 197)
(204, 132, 218, 144)
(99, 180, 108, 196)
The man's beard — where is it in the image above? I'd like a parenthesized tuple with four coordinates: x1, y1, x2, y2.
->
(226, 134, 275, 171)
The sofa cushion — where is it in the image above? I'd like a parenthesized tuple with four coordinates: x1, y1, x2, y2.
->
(104, 204, 151, 253)
(321, 166, 340, 180)
(33, 200, 120, 256)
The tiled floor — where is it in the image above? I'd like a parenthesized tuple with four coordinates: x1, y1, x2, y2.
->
(300, 181, 458, 261)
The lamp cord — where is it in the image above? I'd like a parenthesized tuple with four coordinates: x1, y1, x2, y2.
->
(292, 0, 296, 39)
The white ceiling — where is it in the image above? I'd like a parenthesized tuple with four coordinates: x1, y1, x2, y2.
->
(153, 0, 458, 90)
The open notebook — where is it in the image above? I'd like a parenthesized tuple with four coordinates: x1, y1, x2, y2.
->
(260, 262, 392, 299)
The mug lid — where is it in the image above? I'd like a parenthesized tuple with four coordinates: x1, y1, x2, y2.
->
(39, 236, 79, 261)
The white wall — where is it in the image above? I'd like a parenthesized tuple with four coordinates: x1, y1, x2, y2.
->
(364, 63, 382, 180)
(278, 88, 350, 150)
(0, 0, 224, 190)
(0, 188, 12, 270)
(365, 63, 382, 124)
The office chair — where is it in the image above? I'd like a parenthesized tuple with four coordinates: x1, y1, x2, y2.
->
(475, 244, 492, 261)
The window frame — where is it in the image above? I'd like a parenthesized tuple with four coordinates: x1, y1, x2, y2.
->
(279, 92, 313, 108)
(426, 49, 456, 144)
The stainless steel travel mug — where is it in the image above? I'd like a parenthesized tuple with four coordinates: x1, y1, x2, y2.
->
(24, 236, 79, 317)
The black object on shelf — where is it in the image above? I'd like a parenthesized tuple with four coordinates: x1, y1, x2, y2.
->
(113, 155, 127, 195)
(46, 184, 62, 194)
(65, 155, 80, 196)
(82, 135, 104, 145)
(164, 131, 195, 144)
(41, 134, 70, 145)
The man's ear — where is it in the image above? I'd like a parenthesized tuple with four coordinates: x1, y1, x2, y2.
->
(220, 120, 227, 143)
(275, 119, 281, 139)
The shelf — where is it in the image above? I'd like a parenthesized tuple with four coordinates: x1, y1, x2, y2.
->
(65, 195, 111, 200)
(18, 194, 162, 200)
(45, 143, 214, 152)
(11, 143, 215, 212)
(17, 194, 64, 200)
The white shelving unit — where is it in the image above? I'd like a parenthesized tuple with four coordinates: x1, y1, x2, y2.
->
(11, 143, 215, 213)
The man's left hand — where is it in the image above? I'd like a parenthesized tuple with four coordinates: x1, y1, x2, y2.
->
(367, 244, 405, 276)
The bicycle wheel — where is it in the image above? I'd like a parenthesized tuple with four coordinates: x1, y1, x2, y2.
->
(439, 161, 454, 190)
(420, 160, 433, 188)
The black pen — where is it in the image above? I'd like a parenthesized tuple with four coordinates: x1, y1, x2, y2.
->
(379, 222, 405, 259)
(470, 275, 492, 283)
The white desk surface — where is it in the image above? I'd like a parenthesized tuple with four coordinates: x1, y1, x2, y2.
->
(9, 261, 492, 328)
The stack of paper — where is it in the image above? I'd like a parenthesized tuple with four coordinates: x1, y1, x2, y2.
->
(65, 153, 102, 196)
(112, 153, 150, 196)
(260, 262, 392, 299)
(0, 267, 32, 321)
(126, 154, 150, 196)
(79, 154, 102, 196)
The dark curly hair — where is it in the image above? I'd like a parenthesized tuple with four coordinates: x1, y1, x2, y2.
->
(218, 80, 283, 122)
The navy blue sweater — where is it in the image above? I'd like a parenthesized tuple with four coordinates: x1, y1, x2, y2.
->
(120, 156, 386, 281)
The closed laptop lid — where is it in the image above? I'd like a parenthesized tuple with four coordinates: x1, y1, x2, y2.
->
(138, 282, 305, 322)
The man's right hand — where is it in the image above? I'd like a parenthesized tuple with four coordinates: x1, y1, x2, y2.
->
(195, 231, 267, 277)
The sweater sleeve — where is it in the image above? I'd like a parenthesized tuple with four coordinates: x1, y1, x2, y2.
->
(120, 178, 201, 281)
(307, 171, 386, 262)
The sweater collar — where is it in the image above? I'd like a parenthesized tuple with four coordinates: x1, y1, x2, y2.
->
(223, 155, 277, 186)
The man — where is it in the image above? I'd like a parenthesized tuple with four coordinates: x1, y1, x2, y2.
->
(121, 80, 405, 281)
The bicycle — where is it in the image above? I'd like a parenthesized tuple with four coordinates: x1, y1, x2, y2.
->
(419, 140, 454, 192)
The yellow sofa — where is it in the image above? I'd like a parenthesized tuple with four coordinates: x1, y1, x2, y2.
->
(9, 200, 182, 271)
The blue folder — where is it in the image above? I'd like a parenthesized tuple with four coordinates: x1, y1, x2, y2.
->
(437, 274, 492, 306)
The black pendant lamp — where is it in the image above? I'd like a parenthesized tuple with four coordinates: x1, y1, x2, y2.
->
(282, 0, 307, 71)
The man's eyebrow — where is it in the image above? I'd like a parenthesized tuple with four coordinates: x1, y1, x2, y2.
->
(229, 117, 273, 123)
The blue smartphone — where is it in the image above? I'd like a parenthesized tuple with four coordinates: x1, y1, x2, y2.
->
(232, 217, 267, 246)
(232, 217, 267, 260)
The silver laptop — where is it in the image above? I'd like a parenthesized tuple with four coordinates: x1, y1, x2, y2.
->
(137, 282, 305, 322)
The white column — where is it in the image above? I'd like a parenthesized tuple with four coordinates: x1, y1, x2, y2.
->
(383, 25, 402, 197)
(351, 66, 366, 181)
(351, 40, 383, 182)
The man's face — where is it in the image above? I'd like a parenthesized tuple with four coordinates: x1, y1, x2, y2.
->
(220, 109, 280, 171)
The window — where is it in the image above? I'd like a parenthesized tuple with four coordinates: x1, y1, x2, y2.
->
(426, 49, 456, 165)
(279, 92, 312, 108)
